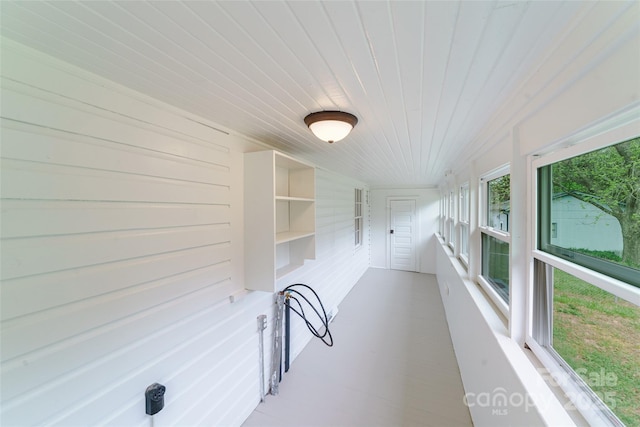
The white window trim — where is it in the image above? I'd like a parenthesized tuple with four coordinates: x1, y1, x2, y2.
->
(478, 225, 511, 243)
(458, 251, 469, 269)
(354, 188, 363, 249)
(458, 183, 470, 267)
(531, 106, 640, 168)
(458, 222, 469, 269)
(447, 189, 456, 251)
(532, 250, 640, 305)
(445, 193, 451, 244)
(459, 183, 469, 223)
(439, 194, 446, 238)
(477, 274, 509, 317)
(480, 165, 510, 236)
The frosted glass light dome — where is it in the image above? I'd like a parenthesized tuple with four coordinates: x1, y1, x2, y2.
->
(304, 111, 358, 143)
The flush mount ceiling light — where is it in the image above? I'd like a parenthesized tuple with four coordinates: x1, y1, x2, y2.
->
(304, 111, 358, 143)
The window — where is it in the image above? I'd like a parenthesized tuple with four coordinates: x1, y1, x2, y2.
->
(443, 192, 450, 242)
(532, 136, 640, 427)
(439, 193, 445, 237)
(479, 169, 511, 312)
(355, 188, 363, 247)
(487, 174, 510, 232)
(538, 140, 639, 286)
(482, 234, 509, 301)
(448, 190, 456, 249)
(459, 183, 469, 264)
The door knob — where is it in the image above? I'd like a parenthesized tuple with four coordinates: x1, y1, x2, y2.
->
(390, 229, 394, 234)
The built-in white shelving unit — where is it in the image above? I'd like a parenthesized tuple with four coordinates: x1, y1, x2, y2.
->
(244, 150, 316, 292)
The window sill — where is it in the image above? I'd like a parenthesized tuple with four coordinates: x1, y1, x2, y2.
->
(436, 239, 575, 426)
(522, 346, 590, 426)
(477, 275, 509, 318)
(457, 254, 469, 270)
(526, 340, 615, 427)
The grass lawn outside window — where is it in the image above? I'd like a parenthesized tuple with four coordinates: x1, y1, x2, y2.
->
(553, 269, 640, 426)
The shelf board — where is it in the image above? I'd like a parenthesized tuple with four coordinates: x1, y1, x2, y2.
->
(276, 262, 304, 279)
(275, 196, 315, 202)
(276, 231, 315, 244)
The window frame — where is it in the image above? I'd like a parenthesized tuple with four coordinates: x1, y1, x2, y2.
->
(531, 133, 640, 304)
(459, 182, 470, 267)
(478, 165, 511, 317)
(447, 189, 456, 250)
(439, 193, 446, 238)
(443, 191, 451, 244)
(537, 163, 639, 287)
(528, 126, 640, 427)
(354, 188, 363, 248)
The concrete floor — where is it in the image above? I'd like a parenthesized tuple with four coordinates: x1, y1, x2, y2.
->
(242, 268, 473, 427)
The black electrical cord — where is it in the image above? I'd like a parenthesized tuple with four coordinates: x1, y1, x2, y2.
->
(283, 284, 333, 347)
(288, 296, 331, 342)
(285, 285, 330, 332)
(286, 290, 328, 335)
(287, 296, 333, 347)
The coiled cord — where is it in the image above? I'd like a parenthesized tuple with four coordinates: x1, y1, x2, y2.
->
(284, 284, 333, 347)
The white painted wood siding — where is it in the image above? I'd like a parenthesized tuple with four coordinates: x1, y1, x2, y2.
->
(1, 41, 369, 426)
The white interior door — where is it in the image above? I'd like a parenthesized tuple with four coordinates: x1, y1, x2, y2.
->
(389, 199, 417, 271)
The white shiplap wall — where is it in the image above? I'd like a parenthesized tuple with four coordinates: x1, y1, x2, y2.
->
(0, 40, 369, 427)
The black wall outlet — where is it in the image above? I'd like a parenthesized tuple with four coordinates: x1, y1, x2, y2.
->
(145, 383, 166, 416)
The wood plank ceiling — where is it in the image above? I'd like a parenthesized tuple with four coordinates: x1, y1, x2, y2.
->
(1, 1, 591, 187)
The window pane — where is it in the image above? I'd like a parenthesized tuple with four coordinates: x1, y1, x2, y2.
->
(460, 185, 469, 222)
(488, 175, 510, 232)
(481, 233, 509, 302)
(449, 190, 456, 247)
(460, 223, 469, 259)
(552, 268, 640, 426)
(449, 190, 455, 218)
(551, 140, 639, 268)
(440, 196, 445, 236)
(354, 189, 363, 247)
(540, 137, 640, 286)
(449, 220, 456, 247)
(444, 193, 449, 217)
